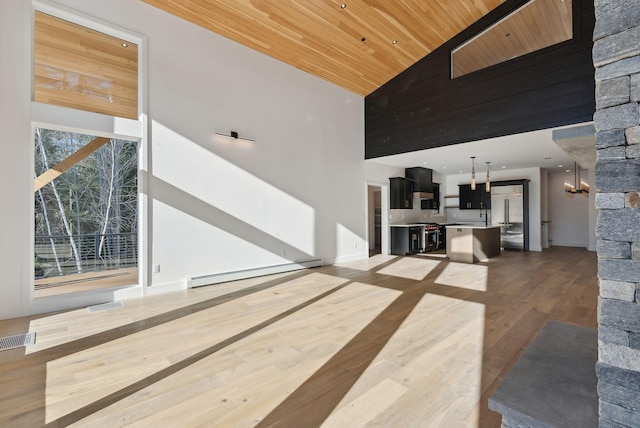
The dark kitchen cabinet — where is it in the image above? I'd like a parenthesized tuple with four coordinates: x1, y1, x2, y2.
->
(391, 226, 422, 255)
(390, 177, 413, 209)
(459, 184, 491, 210)
(438, 224, 447, 250)
(406, 167, 433, 192)
(421, 183, 440, 210)
(458, 184, 469, 209)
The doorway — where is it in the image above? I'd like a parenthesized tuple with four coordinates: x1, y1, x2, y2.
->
(33, 128, 139, 297)
(368, 185, 382, 256)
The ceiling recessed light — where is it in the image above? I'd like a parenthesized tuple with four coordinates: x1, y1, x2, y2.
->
(392, 40, 397, 45)
(502, 166, 506, 169)
(121, 42, 128, 48)
(566, 169, 571, 172)
(558, 165, 563, 168)
(340, 3, 346, 9)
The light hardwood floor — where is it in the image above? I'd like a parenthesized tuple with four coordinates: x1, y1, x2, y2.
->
(0, 247, 597, 427)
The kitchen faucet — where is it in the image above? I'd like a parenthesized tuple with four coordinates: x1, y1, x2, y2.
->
(480, 205, 489, 226)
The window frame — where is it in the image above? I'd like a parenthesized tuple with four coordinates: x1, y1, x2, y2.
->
(29, 1, 149, 308)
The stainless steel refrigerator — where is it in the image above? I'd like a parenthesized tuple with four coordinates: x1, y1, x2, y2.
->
(491, 185, 525, 250)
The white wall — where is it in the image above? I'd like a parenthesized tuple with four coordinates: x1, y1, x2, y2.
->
(444, 167, 543, 251)
(0, 0, 31, 318)
(0, 0, 385, 318)
(547, 170, 591, 248)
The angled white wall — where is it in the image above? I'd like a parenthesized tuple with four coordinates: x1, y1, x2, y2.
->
(0, 0, 378, 318)
(548, 170, 591, 248)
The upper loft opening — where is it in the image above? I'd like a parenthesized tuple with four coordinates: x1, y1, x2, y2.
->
(451, 0, 573, 78)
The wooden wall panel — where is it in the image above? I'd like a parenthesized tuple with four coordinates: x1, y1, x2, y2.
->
(34, 12, 138, 120)
(364, 0, 595, 159)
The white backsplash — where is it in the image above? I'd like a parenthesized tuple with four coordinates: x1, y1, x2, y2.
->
(389, 205, 445, 224)
(445, 207, 490, 225)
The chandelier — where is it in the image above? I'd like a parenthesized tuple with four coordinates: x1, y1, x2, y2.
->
(564, 161, 589, 197)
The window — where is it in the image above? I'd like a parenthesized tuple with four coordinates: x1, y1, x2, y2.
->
(451, 0, 573, 78)
(33, 11, 139, 119)
(31, 5, 144, 298)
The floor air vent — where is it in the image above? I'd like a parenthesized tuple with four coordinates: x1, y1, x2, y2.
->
(87, 301, 126, 313)
(0, 332, 36, 352)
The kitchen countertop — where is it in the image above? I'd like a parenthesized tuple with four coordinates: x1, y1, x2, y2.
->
(390, 223, 457, 227)
(445, 224, 500, 229)
(389, 223, 494, 228)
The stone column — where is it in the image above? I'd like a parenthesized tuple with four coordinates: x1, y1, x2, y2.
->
(593, 0, 640, 426)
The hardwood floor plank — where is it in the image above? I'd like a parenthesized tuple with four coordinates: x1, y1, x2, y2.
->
(321, 378, 408, 427)
(75, 282, 400, 427)
(0, 247, 597, 427)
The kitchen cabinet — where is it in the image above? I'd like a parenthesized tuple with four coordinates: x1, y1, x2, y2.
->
(391, 225, 422, 255)
(458, 184, 491, 210)
(406, 167, 433, 192)
(421, 183, 440, 210)
(390, 177, 413, 209)
(438, 223, 447, 250)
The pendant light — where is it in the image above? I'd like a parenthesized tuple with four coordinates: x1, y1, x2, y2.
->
(485, 162, 491, 192)
(470, 156, 476, 190)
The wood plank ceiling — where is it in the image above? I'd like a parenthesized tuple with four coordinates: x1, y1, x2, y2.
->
(452, 0, 572, 78)
(140, 0, 571, 96)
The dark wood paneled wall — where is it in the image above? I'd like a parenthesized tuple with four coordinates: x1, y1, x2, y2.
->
(365, 0, 595, 159)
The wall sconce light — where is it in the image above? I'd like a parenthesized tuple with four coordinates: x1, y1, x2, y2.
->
(214, 131, 255, 142)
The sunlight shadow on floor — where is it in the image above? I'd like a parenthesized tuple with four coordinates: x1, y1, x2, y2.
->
(376, 257, 442, 281)
(334, 254, 398, 271)
(323, 292, 485, 427)
(435, 262, 488, 292)
(52, 279, 400, 426)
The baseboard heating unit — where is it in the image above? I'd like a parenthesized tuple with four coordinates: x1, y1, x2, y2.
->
(187, 258, 324, 288)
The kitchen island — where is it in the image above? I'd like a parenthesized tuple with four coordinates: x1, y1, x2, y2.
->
(445, 225, 501, 263)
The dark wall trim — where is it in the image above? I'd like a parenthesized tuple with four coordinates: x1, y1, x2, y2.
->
(365, 0, 595, 159)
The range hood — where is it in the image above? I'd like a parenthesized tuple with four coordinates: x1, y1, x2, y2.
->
(406, 167, 434, 200)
